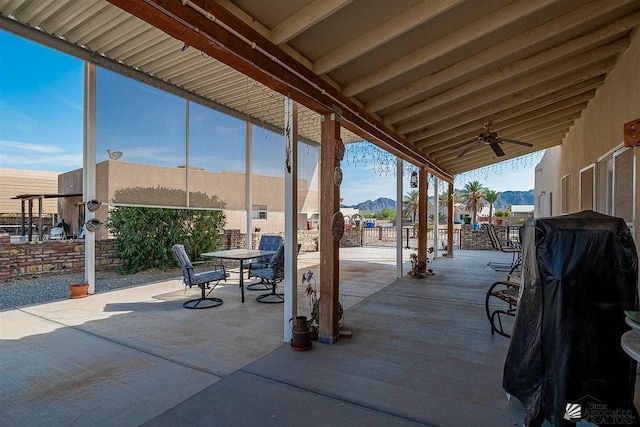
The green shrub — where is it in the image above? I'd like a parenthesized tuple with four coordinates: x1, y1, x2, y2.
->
(495, 210, 508, 217)
(107, 206, 226, 274)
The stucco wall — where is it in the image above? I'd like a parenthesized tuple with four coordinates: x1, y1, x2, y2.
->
(57, 160, 315, 237)
(535, 29, 640, 249)
(0, 168, 60, 215)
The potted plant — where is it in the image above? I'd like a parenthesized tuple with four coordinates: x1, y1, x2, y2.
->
(302, 270, 343, 340)
(69, 283, 89, 299)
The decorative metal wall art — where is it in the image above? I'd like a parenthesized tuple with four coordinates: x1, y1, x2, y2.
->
(335, 138, 345, 161)
(331, 212, 345, 241)
(334, 166, 343, 186)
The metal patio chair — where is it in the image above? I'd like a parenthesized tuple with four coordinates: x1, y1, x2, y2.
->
(252, 243, 285, 304)
(172, 244, 228, 309)
(485, 223, 521, 271)
(247, 235, 284, 290)
(485, 265, 521, 338)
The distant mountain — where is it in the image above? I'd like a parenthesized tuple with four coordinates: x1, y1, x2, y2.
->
(342, 190, 534, 214)
(342, 197, 396, 213)
(495, 190, 534, 209)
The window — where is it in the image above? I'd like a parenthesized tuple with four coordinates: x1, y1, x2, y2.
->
(596, 155, 614, 215)
(561, 174, 570, 214)
(579, 165, 595, 211)
(596, 146, 636, 226)
(252, 204, 267, 220)
(613, 148, 634, 224)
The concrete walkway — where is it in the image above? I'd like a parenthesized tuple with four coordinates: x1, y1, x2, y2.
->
(146, 250, 527, 426)
(0, 247, 414, 426)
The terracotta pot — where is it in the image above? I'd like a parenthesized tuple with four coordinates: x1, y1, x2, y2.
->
(69, 283, 89, 299)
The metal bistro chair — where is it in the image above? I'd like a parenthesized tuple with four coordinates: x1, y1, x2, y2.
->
(485, 223, 521, 272)
(247, 235, 284, 290)
(252, 243, 285, 304)
(485, 263, 521, 338)
(172, 244, 228, 309)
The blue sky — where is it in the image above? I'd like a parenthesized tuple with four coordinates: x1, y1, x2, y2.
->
(0, 30, 537, 205)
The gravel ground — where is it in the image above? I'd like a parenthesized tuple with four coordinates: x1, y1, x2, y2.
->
(0, 268, 183, 312)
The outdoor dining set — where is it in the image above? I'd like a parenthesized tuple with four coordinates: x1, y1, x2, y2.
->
(172, 235, 285, 309)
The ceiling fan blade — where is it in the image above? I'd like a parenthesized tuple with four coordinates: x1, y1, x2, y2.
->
(489, 142, 505, 157)
(497, 137, 533, 147)
(457, 142, 481, 158)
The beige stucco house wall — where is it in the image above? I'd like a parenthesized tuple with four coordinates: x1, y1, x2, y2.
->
(535, 29, 640, 254)
(58, 160, 315, 238)
(0, 168, 59, 215)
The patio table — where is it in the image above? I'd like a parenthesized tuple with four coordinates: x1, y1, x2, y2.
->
(201, 249, 275, 303)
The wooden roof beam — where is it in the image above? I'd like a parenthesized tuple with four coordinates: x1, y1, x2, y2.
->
(398, 57, 616, 136)
(313, 0, 464, 74)
(271, 0, 354, 45)
(343, 0, 560, 96)
(366, 0, 636, 113)
(384, 11, 640, 124)
(407, 78, 603, 144)
(106, 0, 452, 181)
(413, 90, 596, 148)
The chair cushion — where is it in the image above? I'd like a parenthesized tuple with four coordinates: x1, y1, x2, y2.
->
(259, 235, 283, 251)
(251, 267, 283, 281)
(191, 270, 227, 286)
(249, 261, 269, 270)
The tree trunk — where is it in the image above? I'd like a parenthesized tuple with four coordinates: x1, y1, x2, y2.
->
(489, 204, 493, 224)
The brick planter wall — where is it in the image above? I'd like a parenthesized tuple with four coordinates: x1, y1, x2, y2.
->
(460, 224, 511, 250)
(0, 236, 122, 283)
(220, 229, 358, 252)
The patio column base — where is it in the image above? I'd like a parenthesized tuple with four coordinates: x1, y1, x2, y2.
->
(318, 334, 338, 344)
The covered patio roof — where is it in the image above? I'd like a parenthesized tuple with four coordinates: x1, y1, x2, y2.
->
(2, 0, 639, 178)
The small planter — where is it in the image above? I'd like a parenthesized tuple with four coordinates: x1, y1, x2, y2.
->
(69, 283, 89, 299)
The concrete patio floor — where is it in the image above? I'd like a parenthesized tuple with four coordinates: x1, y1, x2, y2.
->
(4, 248, 632, 426)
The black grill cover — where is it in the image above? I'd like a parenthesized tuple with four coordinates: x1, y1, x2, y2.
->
(503, 211, 638, 426)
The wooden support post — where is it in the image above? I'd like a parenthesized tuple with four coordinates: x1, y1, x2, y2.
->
(38, 197, 43, 241)
(319, 113, 341, 344)
(447, 181, 455, 257)
(28, 199, 33, 242)
(396, 158, 403, 278)
(20, 200, 25, 237)
(417, 167, 428, 272)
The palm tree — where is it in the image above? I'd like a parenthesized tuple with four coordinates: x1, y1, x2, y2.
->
(438, 192, 463, 216)
(402, 190, 419, 223)
(483, 189, 501, 224)
(460, 181, 486, 224)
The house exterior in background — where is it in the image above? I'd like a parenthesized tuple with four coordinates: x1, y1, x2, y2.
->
(535, 30, 639, 252)
(509, 205, 535, 218)
(0, 168, 59, 217)
(57, 160, 317, 239)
